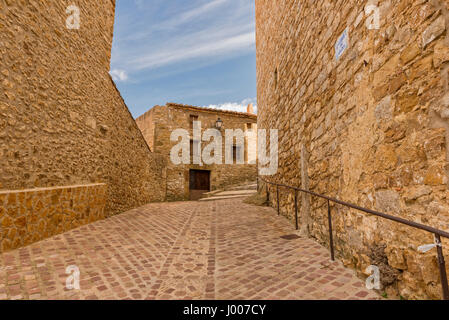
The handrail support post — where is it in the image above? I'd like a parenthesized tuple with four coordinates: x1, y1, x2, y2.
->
(435, 234, 449, 300)
(294, 190, 298, 230)
(327, 200, 335, 261)
(277, 185, 280, 216)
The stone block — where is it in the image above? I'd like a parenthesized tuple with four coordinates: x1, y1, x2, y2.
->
(424, 165, 447, 185)
(433, 41, 449, 68)
(403, 186, 432, 202)
(375, 145, 398, 170)
(375, 95, 393, 123)
(400, 43, 420, 65)
(422, 16, 446, 48)
(375, 190, 400, 214)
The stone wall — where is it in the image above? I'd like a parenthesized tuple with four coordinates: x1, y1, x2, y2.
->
(137, 109, 156, 152)
(256, 0, 449, 299)
(0, 184, 107, 253)
(0, 0, 166, 243)
(136, 103, 258, 201)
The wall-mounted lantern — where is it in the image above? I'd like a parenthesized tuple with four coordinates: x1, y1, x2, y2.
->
(215, 118, 223, 130)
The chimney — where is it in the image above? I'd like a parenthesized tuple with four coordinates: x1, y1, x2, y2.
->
(247, 103, 254, 114)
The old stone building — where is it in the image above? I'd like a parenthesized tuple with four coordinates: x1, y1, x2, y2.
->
(136, 103, 258, 200)
(0, 0, 166, 252)
(256, 0, 449, 299)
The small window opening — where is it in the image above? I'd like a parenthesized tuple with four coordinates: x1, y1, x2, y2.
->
(190, 139, 198, 163)
(232, 145, 243, 164)
(190, 115, 198, 129)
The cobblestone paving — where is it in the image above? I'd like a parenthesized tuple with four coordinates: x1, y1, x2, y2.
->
(0, 199, 379, 300)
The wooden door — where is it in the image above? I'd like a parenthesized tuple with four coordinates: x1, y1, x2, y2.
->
(189, 170, 211, 200)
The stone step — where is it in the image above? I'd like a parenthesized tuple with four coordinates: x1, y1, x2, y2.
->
(202, 189, 224, 198)
(198, 190, 257, 201)
(202, 182, 257, 198)
(227, 183, 257, 191)
(214, 190, 256, 196)
(198, 194, 254, 201)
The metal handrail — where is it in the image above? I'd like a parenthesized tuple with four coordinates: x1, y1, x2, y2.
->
(257, 176, 449, 300)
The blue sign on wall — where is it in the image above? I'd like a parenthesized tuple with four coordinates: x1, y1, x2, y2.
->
(335, 28, 349, 61)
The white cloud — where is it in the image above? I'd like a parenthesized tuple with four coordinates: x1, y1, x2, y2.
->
(110, 69, 129, 82)
(130, 32, 254, 70)
(160, 0, 228, 30)
(112, 0, 255, 73)
(202, 98, 257, 114)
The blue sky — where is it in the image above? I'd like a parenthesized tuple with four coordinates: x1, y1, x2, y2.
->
(110, 0, 257, 118)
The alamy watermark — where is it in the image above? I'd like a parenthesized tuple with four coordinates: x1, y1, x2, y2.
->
(66, 265, 80, 290)
(365, 265, 381, 290)
(66, 5, 80, 30)
(365, 4, 380, 30)
(169, 121, 278, 175)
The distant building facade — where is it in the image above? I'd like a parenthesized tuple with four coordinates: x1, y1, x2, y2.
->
(137, 103, 258, 200)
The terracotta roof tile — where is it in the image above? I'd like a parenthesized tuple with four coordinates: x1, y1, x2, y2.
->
(166, 102, 257, 119)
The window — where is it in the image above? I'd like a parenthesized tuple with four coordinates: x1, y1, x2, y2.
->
(247, 123, 253, 131)
(190, 139, 200, 164)
(190, 115, 198, 129)
(190, 139, 194, 163)
(232, 145, 243, 164)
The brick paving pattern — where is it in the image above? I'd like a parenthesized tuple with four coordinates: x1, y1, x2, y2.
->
(0, 199, 379, 300)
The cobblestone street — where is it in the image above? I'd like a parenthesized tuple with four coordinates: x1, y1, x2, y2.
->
(0, 199, 379, 300)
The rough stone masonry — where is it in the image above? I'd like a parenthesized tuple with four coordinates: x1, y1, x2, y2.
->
(0, 0, 166, 252)
(256, 0, 449, 299)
